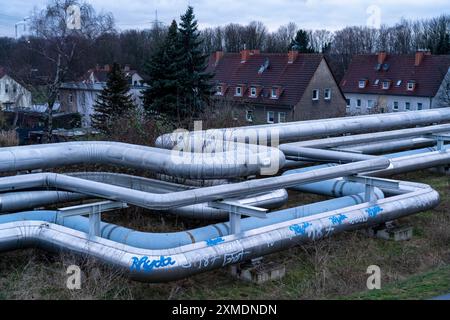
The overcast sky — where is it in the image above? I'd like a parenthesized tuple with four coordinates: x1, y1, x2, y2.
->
(0, 0, 448, 38)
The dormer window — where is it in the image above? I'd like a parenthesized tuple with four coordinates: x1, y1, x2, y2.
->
(407, 81, 416, 91)
(382, 80, 391, 90)
(358, 80, 367, 89)
(271, 88, 277, 98)
(235, 86, 242, 96)
(250, 86, 257, 97)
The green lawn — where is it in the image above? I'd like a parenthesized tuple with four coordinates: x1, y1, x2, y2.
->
(348, 265, 450, 300)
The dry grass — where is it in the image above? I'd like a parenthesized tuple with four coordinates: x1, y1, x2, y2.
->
(0, 130, 19, 147)
(0, 170, 449, 300)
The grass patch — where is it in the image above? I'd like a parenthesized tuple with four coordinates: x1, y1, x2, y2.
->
(347, 265, 450, 300)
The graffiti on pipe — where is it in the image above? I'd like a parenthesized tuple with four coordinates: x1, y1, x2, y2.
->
(289, 222, 312, 236)
(366, 205, 383, 218)
(206, 237, 225, 246)
(329, 214, 347, 225)
(130, 256, 176, 272)
(222, 249, 250, 266)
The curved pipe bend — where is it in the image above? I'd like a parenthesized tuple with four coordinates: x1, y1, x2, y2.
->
(0, 157, 390, 210)
(0, 141, 285, 179)
(0, 181, 439, 282)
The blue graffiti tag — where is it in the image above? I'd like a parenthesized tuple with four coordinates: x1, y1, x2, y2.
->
(329, 214, 347, 225)
(289, 222, 312, 235)
(366, 205, 383, 218)
(206, 237, 225, 246)
(130, 256, 176, 272)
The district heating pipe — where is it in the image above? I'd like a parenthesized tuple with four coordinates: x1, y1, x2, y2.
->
(156, 108, 450, 148)
(0, 180, 439, 282)
(0, 157, 390, 210)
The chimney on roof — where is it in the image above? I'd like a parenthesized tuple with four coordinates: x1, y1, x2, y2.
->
(124, 64, 130, 72)
(288, 50, 299, 64)
(415, 50, 430, 66)
(104, 64, 111, 72)
(214, 51, 224, 66)
(377, 51, 387, 65)
(240, 49, 259, 63)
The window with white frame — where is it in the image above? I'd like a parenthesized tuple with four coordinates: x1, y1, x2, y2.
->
(405, 102, 411, 110)
(358, 80, 366, 88)
(4, 84, 8, 93)
(216, 85, 223, 95)
(278, 112, 286, 123)
(346, 99, 350, 106)
(271, 88, 277, 99)
(417, 102, 423, 110)
(267, 111, 275, 123)
(357, 99, 361, 107)
(407, 81, 415, 91)
(235, 86, 242, 96)
(368, 100, 375, 109)
(250, 87, 257, 97)
(382, 81, 390, 90)
(246, 110, 253, 122)
(312, 89, 319, 100)
(324, 88, 331, 100)
(393, 101, 399, 111)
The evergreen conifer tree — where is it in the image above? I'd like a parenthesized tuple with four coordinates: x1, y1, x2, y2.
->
(175, 6, 214, 126)
(142, 20, 180, 124)
(291, 29, 315, 53)
(91, 63, 135, 134)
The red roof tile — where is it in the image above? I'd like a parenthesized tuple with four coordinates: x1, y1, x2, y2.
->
(207, 52, 324, 107)
(340, 53, 450, 97)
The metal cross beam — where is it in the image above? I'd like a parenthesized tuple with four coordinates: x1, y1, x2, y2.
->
(57, 201, 128, 238)
(208, 201, 268, 219)
(429, 133, 450, 151)
(344, 175, 401, 203)
(208, 200, 268, 235)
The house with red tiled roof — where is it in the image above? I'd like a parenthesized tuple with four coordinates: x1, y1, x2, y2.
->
(207, 50, 346, 124)
(340, 51, 450, 115)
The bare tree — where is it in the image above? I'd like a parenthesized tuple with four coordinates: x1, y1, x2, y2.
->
(28, 0, 114, 142)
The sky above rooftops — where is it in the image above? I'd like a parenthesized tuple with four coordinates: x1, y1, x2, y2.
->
(0, 0, 448, 38)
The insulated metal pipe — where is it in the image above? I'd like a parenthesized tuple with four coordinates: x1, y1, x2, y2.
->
(0, 157, 390, 210)
(280, 123, 450, 149)
(156, 109, 450, 148)
(0, 192, 373, 250)
(0, 141, 285, 179)
(0, 180, 439, 282)
(336, 137, 436, 154)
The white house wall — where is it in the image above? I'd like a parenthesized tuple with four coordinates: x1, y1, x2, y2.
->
(0, 75, 32, 110)
(432, 67, 450, 108)
(69, 87, 145, 127)
(345, 93, 432, 115)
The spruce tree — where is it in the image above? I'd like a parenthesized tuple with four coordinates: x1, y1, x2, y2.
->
(91, 63, 135, 134)
(143, 20, 180, 124)
(176, 6, 214, 126)
(291, 29, 315, 53)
